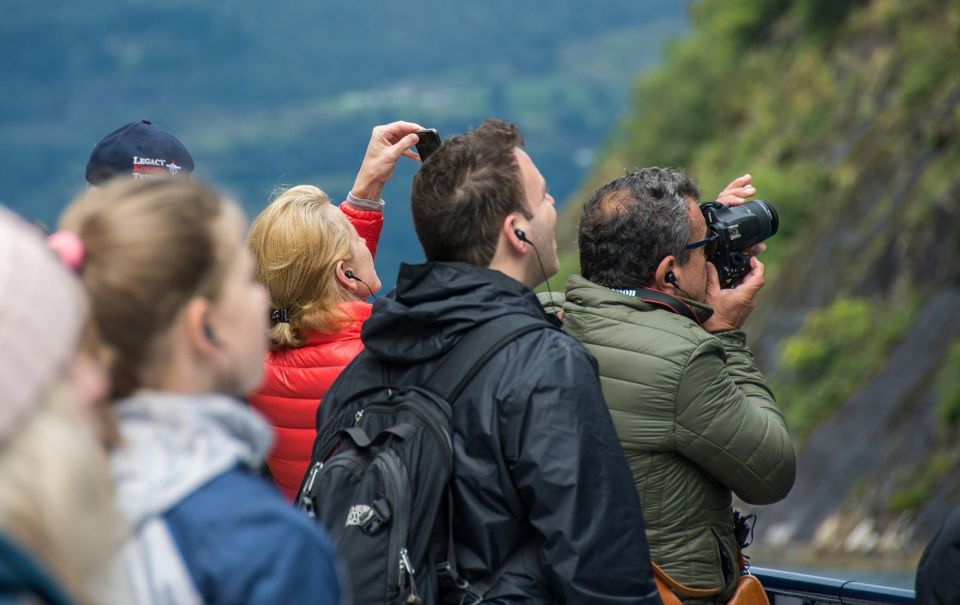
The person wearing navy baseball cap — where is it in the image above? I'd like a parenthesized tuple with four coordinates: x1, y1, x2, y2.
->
(84, 120, 194, 186)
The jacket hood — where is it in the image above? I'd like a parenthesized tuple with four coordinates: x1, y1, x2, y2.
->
(110, 391, 273, 525)
(361, 262, 555, 363)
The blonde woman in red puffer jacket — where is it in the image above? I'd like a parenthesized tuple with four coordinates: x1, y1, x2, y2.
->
(248, 121, 425, 500)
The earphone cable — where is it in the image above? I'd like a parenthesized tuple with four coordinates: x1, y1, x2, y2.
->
(524, 238, 557, 312)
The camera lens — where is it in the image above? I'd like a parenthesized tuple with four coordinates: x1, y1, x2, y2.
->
(754, 200, 779, 237)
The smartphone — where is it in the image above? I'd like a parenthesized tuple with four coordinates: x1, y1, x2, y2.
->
(415, 128, 441, 161)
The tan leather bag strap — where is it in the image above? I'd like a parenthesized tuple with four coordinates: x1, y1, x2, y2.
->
(653, 575, 684, 605)
(651, 561, 724, 599)
(728, 575, 770, 605)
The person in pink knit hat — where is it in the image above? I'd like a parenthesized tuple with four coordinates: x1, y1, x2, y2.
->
(247, 120, 423, 500)
(0, 208, 121, 605)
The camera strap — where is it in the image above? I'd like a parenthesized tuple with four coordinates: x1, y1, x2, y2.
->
(612, 287, 704, 327)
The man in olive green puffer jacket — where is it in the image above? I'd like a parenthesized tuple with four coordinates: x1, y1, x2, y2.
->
(563, 168, 796, 602)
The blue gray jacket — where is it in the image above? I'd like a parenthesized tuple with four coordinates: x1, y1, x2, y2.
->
(108, 392, 342, 605)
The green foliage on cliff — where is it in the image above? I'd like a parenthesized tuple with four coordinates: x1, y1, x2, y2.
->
(557, 0, 960, 279)
(772, 296, 918, 438)
(555, 0, 959, 444)
(935, 339, 960, 430)
(887, 451, 956, 513)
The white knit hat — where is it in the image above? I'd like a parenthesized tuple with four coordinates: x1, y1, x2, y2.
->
(0, 208, 87, 442)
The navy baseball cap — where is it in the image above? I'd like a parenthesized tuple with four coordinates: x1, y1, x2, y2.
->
(85, 120, 194, 185)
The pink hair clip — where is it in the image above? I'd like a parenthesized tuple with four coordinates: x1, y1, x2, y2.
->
(47, 230, 85, 272)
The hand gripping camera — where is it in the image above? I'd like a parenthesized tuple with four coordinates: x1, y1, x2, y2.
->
(699, 200, 779, 288)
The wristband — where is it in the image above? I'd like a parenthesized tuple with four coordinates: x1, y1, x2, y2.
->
(346, 192, 385, 211)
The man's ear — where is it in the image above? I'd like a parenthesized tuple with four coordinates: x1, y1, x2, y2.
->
(334, 260, 358, 294)
(653, 256, 679, 294)
(183, 297, 217, 356)
(502, 214, 526, 254)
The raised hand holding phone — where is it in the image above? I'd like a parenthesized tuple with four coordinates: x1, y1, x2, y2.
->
(351, 121, 423, 201)
(414, 128, 441, 161)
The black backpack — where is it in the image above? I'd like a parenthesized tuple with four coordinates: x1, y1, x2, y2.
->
(296, 314, 550, 604)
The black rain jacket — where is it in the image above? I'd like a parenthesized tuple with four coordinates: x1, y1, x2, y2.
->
(916, 506, 960, 604)
(320, 262, 660, 604)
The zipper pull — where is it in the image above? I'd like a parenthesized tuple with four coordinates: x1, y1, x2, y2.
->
(399, 547, 416, 576)
(303, 462, 321, 493)
(399, 548, 421, 604)
(298, 462, 322, 519)
(354, 409, 364, 424)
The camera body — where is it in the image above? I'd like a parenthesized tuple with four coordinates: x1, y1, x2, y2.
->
(699, 200, 779, 288)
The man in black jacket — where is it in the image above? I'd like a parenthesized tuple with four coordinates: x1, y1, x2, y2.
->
(916, 506, 960, 604)
(321, 119, 660, 603)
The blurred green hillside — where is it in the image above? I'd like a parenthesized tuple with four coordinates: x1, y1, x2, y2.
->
(557, 0, 960, 557)
(0, 0, 686, 289)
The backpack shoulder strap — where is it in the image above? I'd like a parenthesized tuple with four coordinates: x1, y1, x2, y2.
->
(427, 314, 552, 599)
(428, 313, 553, 404)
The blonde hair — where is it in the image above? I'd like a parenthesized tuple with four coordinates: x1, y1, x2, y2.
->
(248, 185, 355, 349)
(0, 379, 124, 605)
(59, 178, 244, 399)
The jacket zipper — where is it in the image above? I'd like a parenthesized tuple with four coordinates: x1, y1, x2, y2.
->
(399, 547, 421, 603)
(376, 450, 411, 599)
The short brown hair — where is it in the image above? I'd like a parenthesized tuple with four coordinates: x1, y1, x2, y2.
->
(248, 185, 353, 349)
(411, 119, 530, 267)
(59, 178, 243, 399)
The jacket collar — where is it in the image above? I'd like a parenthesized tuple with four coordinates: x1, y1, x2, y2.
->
(566, 275, 714, 326)
(608, 286, 713, 326)
(110, 391, 273, 524)
(361, 262, 554, 364)
(302, 300, 372, 346)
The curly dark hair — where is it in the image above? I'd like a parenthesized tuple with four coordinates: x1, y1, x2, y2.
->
(578, 167, 700, 288)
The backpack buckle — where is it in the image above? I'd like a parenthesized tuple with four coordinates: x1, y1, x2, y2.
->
(353, 498, 391, 535)
(436, 562, 466, 589)
(437, 562, 483, 603)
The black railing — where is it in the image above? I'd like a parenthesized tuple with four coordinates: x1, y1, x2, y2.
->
(751, 567, 915, 604)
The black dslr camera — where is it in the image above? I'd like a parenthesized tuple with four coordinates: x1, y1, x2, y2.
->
(699, 200, 779, 288)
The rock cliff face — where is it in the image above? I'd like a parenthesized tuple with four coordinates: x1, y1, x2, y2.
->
(557, 0, 960, 555)
(752, 289, 960, 556)
(745, 62, 960, 556)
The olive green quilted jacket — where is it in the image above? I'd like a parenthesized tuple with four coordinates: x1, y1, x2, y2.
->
(563, 276, 795, 599)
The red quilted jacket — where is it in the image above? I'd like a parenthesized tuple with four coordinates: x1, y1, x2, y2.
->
(249, 202, 382, 501)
